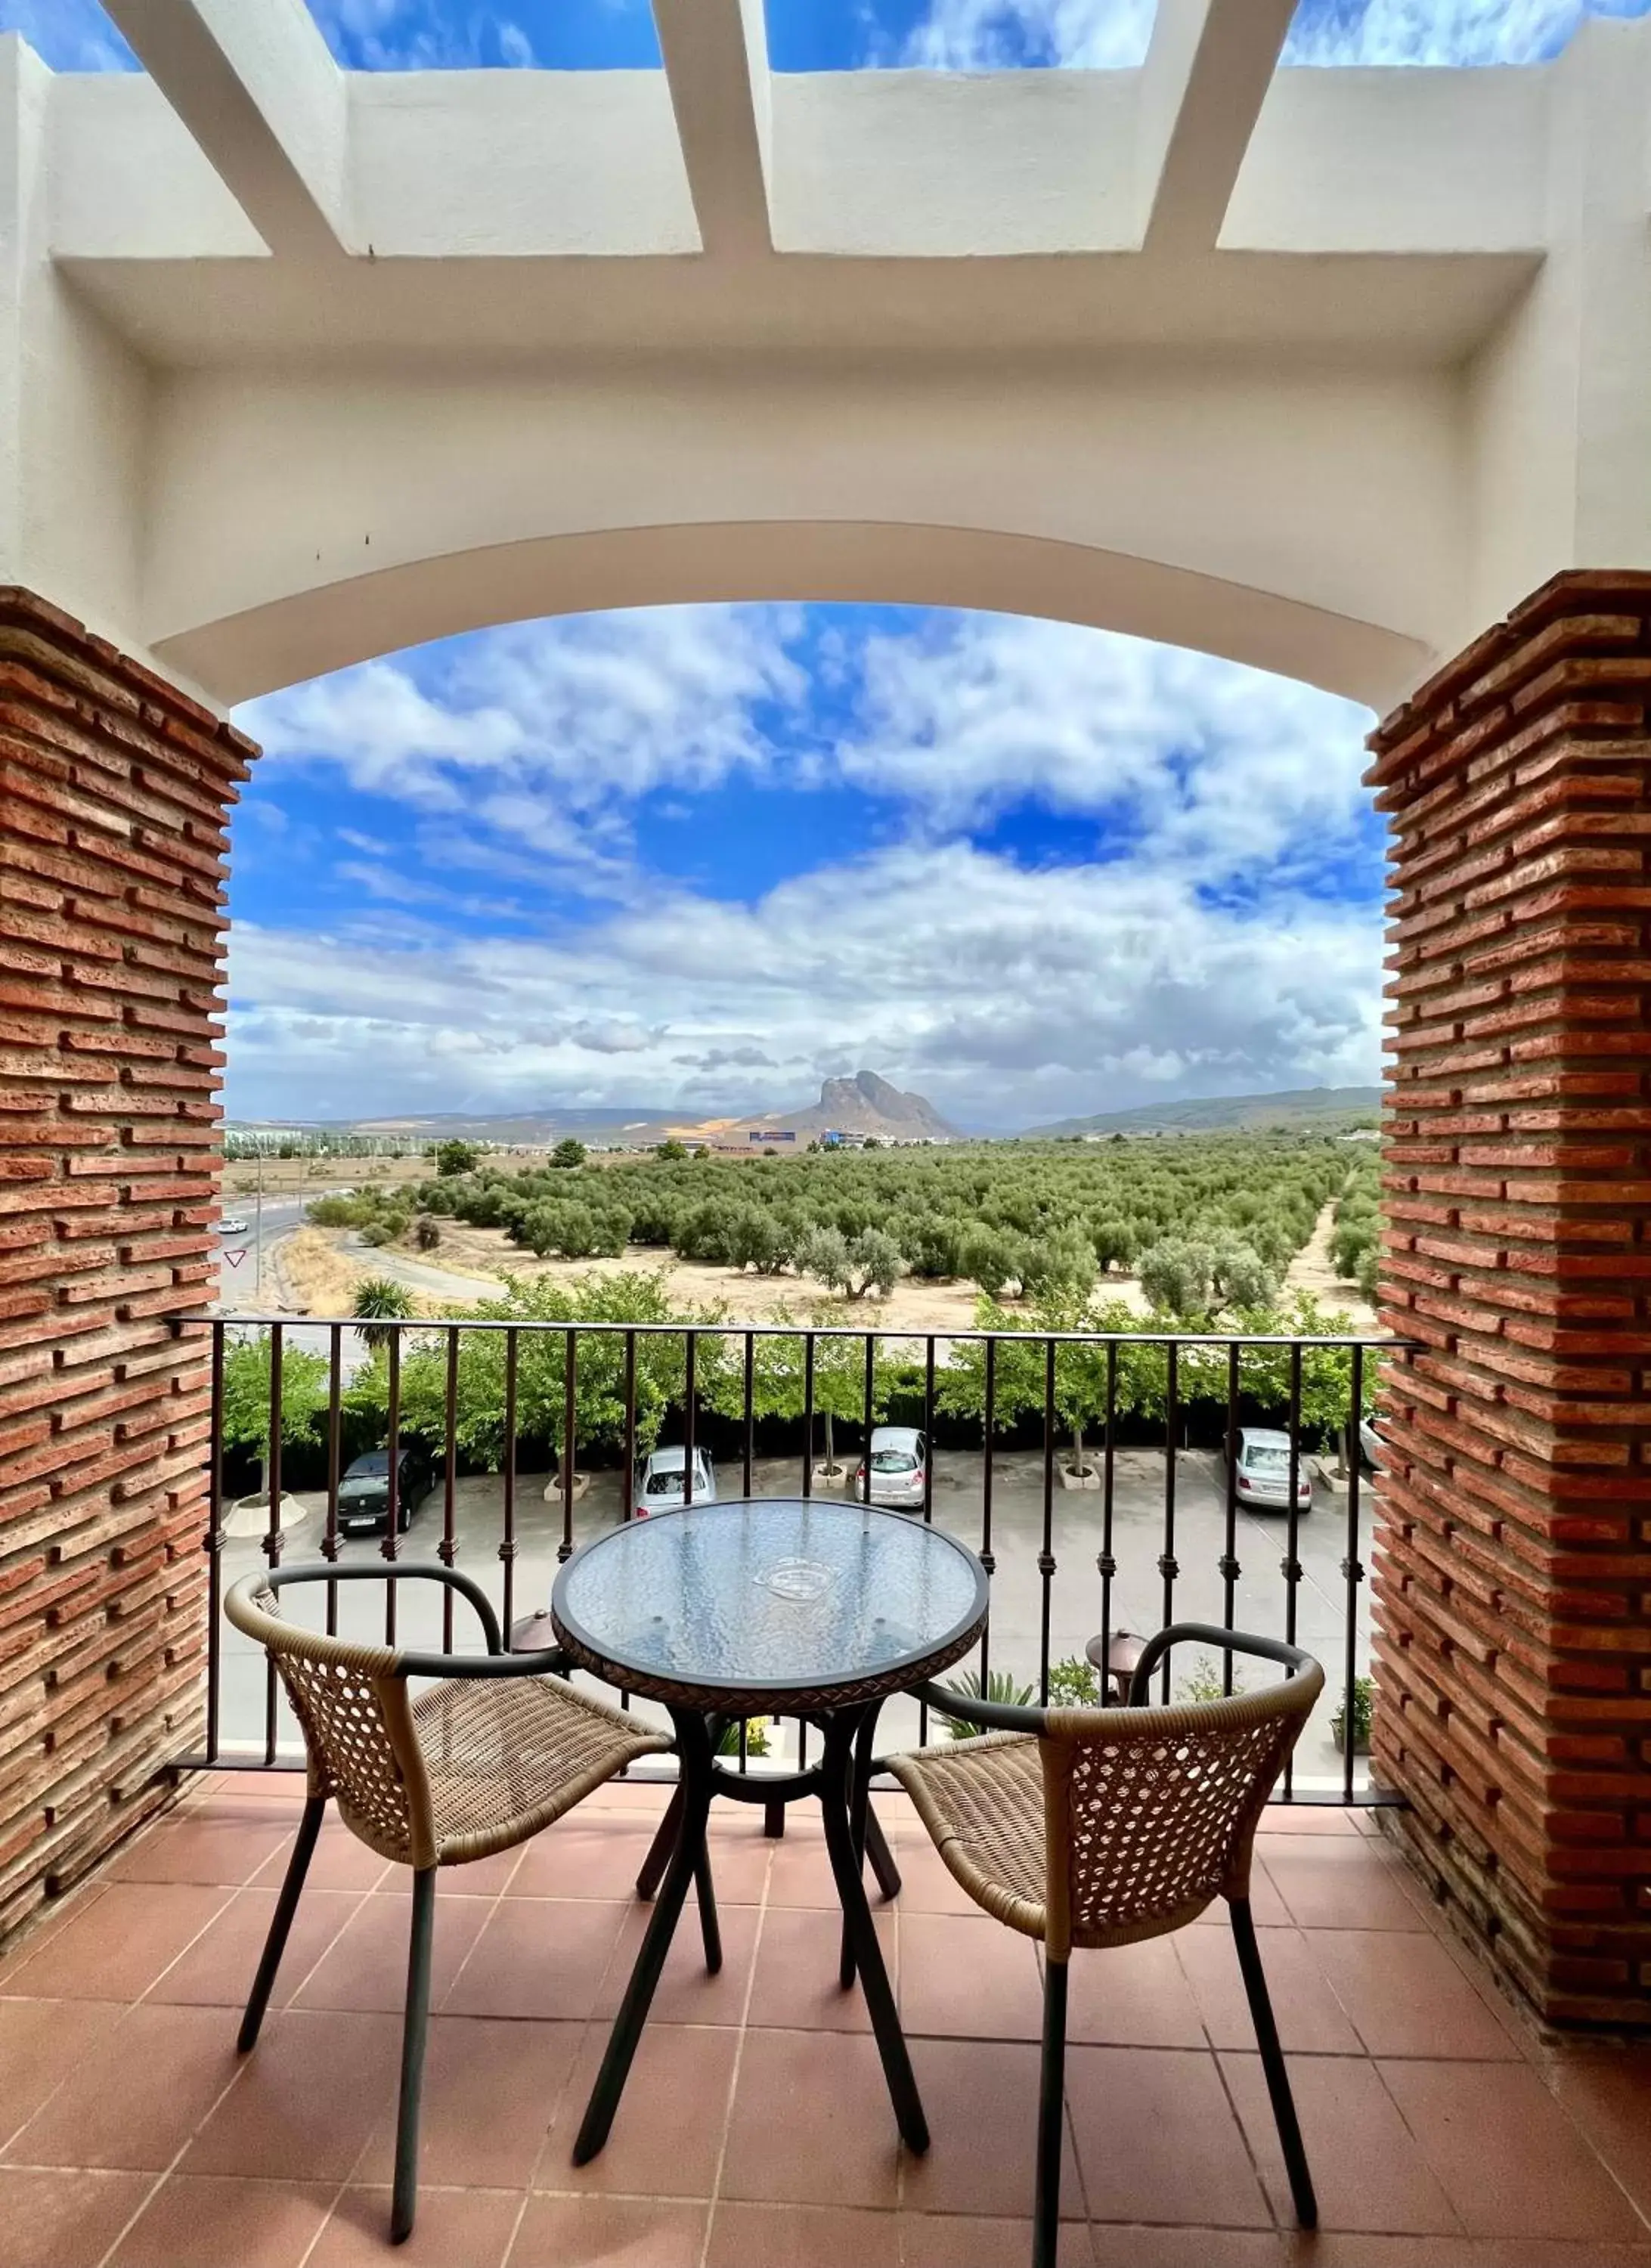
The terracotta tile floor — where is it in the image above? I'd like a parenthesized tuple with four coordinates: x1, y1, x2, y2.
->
(2, 1775, 1649, 2268)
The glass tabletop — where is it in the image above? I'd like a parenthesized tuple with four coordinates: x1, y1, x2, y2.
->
(551, 1498, 989, 1709)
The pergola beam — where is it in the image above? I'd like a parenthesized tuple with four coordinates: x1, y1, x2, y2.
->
(1136, 0, 1297, 253)
(100, 0, 349, 260)
(651, 0, 773, 258)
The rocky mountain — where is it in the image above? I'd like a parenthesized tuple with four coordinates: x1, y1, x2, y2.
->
(745, 1070, 957, 1142)
(1021, 1084, 1382, 1139)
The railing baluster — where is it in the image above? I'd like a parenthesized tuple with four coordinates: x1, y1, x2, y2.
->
(559, 1327, 577, 1562)
(861, 1332, 875, 1504)
(383, 1328, 401, 1646)
(501, 1328, 518, 1632)
(742, 1330, 754, 1498)
(1039, 1336, 1056, 1706)
(801, 1332, 815, 1500)
(919, 1334, 936, 1744)
(323, 1323, 342, 1638)
(205, 1321, 225, 1766)
(682, 1329, 696, 1508)
(621, 1329, 637, 1525)
(1160, 1338, 1179, 1702)
(980, 1337, 996, 1688)
(1220, 1340, 1241, 1697)
(1282, 1342, 1304, 1801)
(1343, 1344, 1366, 1805)
(265, 1324, 284, 1765)
(441, 1326, 459, 1648)
(1097, 1341, 1117, 1706)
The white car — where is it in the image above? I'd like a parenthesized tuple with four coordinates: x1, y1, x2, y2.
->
(1234, 1427, 1312, 1513)
(220, 1215, 249, 1235)
(853, 1426, 927, 1512)
(1359, 1414, 1384, 1470)
(634, 1445, 717, 1519)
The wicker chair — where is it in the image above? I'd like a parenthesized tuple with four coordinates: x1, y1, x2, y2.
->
(223, 1565, 671, 2244)
(895, 1623, 1324, 2268)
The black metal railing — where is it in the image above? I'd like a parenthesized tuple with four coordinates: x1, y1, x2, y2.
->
(177, 1314, 1408, 1807)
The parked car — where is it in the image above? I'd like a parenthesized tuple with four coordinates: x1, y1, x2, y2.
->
(220, 1214, 249, 1235)
(1233, 1427, 1312, 1513)
(853, 1426, 927, 1511)
(634, 1445, 717, 1518)
(1359, 1414, 1384, 1470)
(336, 1443, 434, 1535)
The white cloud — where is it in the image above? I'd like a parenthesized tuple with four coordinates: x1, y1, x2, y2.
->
(891, 0, 1637, 70)
(839, 612, 1374, 884)
(240, 606, 807, 889)
(226, 841, 1383, 1128)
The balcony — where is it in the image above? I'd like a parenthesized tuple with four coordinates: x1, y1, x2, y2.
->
(3, 1769, 1649, 2268)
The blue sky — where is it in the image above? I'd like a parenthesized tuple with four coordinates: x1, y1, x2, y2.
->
(8, 0, 1643, 1128)
(8, 0, 1649, 73)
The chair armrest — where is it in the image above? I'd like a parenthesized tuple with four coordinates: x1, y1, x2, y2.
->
(251, 1563, 505, 1656)
(1126, 1623, 1316, 1707)
(908, 1678, 1048, 1737)
(395, 1643, 575, 1681)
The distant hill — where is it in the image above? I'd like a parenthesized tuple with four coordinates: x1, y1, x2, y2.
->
(1021, 1085, 1383, 1139)
(230, 1072, 958, 1150)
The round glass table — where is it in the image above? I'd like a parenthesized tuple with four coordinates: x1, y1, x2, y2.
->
(551, 1498, 989, 2164)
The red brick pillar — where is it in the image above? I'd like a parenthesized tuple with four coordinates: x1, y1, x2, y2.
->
(1369, 570, 1651, 2029)
(0, 590, 254, 1938)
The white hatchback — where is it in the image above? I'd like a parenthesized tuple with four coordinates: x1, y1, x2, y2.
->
(1234, 1427, 1312, 1513)
(634, 1445, 717, 1518)
(854, 1427, 928, 1512)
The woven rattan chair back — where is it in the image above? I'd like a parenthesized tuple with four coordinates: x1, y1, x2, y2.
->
(1040, 1665, 1323, 1956)
(225, 1576, 433, 1867)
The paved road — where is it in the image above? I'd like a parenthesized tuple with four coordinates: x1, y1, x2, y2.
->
(212, 1445, 1373, 1797)
(213, 1198, 311, 1306)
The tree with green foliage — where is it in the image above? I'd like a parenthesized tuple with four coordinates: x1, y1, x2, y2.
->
(550, 1139, 587, 1170)
(435, 1139, 481, 1177)
(796, 1224, 907, 1300)
(218, 1334, 330, 1475)
(656, 1139, 689, 1162)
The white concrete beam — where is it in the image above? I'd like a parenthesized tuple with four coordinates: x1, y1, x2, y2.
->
(1137, 0, 1297, 253)
(101, 0, 349, 260)
(651, 0, 773, 258)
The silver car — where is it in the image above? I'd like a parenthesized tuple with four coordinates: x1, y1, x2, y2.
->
(634, 1445, 717, 1519)
(1234, 1427, 1312, 1513)
(854, 1426, 927, 1512)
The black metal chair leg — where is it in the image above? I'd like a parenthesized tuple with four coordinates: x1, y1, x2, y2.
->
(764, 1795, 785, 1839)
(575, 1709, 714, 2165)
(693, 1835, 723, 1974)
(390, 1867, 437, 2245)
(1033, 1958, 1068, 2268)
(820, 1710, 929, 2154)
(636, 1782, 683, 1901)
(237, 1791, 324, 2053)
(1230, 1895, 1317, 2229)
(864, 1805, 902, 1900)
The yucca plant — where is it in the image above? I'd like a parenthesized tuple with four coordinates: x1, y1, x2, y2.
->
(352, 1276, 416, 1352)
(937, 1667, 1036, 1740)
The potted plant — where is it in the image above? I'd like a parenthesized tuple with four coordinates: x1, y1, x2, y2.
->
(1331, 1675, 1374, 1755)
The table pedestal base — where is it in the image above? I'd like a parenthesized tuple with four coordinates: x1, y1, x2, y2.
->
(572, 1701, 928, 2165)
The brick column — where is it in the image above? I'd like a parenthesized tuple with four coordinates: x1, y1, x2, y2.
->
(0, 590, 253, 1940)
(1369, 570, 1651, 2029)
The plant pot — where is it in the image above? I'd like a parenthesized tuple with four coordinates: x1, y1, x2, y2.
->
(1059, 1463, 1101, 1491)
(814, 1461, 850, 1488)
(542, 1470, 590, 1504)
(1331, 1722, 1371, 1755)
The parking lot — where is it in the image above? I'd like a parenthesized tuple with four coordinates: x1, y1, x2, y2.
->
(216, 1441, 1373, 1794)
